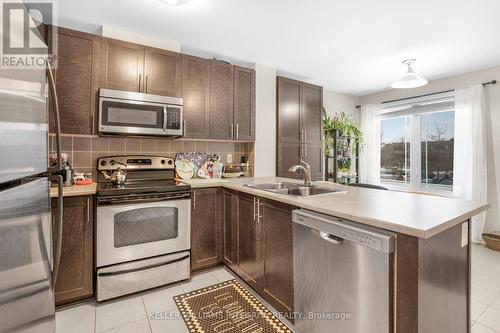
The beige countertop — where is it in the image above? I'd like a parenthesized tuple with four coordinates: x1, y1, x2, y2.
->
(50, 183, 97, 198)
(181, 177, 489, 239)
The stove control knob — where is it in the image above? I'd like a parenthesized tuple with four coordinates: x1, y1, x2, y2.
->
(160, 159, 166, 165)
(167, 160, 173, 166)
(100, 160, 107, 167)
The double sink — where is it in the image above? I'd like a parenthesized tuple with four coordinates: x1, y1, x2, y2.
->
(245, 182, 344, 197)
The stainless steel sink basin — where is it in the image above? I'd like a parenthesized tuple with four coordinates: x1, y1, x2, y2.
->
(245, 182, 344, 197)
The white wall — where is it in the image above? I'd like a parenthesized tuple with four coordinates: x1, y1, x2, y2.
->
(359, 66, 500, 234)
(254, 64, 277, 177)
(100, 26, 181, 52)
(323, 89, 360, 121)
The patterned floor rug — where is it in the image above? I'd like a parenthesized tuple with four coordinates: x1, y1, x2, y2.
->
(174, 279, 293, 333)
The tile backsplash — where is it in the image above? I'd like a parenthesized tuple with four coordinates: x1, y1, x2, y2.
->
(49, 134, 255, 179)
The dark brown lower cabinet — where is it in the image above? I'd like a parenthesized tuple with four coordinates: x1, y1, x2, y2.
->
(222, 191, 295, 315)
(237, 193, 263, 290)
(51, 196, 93, 306)
(191, 188, 222, 271)
(222, 190, 238, 268)
(260, 198, 294, 315)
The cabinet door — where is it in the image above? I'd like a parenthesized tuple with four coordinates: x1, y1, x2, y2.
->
(277, 77, 301, 144)
(191, 188, 221, 271)
(51, 196, 93, 306)
(144, 47, 182, 97)
(303, 143, 323, 180)
(182, 55, 210, 139)
(301, 83, 323, 145)
(277, 143, 301, 179)
(222, 190, 238, 268)
(51, 27, 99, 134)
(261, 199, 294, 314)
(100, 37, 144, 92)
(209, 61, 234, 140)
(237, 193, 262, 289)
(233, 66, 255, 141)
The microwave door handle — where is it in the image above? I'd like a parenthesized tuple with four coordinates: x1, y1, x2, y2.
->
(163, 107, 167, 131)
(47, 62, 62, 172)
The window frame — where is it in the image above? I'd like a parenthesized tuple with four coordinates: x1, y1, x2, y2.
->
(379, 92, 455, 195)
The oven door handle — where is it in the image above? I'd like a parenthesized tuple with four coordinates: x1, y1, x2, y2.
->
(97, 254, 190, 277)
(98, 192, 191, 205)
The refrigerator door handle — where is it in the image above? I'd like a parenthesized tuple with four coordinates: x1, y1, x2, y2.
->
(49, 174, 64, 289)
(46, 62, 62, 173)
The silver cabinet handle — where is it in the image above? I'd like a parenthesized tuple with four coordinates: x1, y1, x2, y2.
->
(253, 197, 256, 221)
(236, 123, 239, 140)
(138, 73, 142, 91)
(257, 199, 263, 223)
(304, 144, 307, 157)
(304, 129, 307, 142)
(193, 190, 196, 210)
(145, 75, 149, 93)
(87, 197, 90, 223)
(230, 123, 234, 140)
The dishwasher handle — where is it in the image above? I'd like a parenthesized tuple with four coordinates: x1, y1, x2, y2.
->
(292, 209, 395, 253)
(318, 231, 343, 245)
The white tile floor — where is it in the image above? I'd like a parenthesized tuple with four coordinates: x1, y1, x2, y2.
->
(56, 244, 500, 333)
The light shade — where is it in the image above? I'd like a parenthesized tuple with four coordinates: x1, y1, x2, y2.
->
(158, 0, 190, 6)
(391, 59, 428, 89)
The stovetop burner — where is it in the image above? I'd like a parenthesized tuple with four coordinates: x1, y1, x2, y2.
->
(96, 155, 190, 197)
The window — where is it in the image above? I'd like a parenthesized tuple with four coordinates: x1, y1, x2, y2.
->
(380, 93, 455, 193)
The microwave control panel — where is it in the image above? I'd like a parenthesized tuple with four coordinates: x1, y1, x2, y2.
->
(166, 107, 181, 130)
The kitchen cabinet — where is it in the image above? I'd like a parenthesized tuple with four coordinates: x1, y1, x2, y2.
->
(237, 193, 263, 290)
(100, 38, 183, 96)
(209, 61, 234, 140)
(260, 198, 294, 315)
(191, 188, 222, 271)
(99, 37, 145, 92)
(49, 27, 99, 134)
(51, 196, 93, 306)
(182, 55, 211, 139)
(144, 47, 182, 97)
(222, 190, 238, 268)
(277, 76, 323, 180)
(233, 65, 255, 141)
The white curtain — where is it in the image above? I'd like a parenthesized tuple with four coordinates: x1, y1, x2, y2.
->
(359, 104, 382, 184)
(453, 85, 488, 242)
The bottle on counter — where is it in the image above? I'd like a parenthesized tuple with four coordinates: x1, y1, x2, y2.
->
(212, 154, 223, 179)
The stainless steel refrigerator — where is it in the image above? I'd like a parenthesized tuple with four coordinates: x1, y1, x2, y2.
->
(0, 3, 64, 332)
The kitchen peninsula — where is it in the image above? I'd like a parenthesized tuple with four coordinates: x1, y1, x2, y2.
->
(184, 176, 489, 333)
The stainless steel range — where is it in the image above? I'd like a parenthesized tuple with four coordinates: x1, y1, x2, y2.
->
(96, 155, 191, 301)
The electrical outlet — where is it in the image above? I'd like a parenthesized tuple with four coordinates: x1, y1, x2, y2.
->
(227, 154, 233, 164)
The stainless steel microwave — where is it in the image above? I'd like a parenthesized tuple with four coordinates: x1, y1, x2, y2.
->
(98, 89, 183, 137)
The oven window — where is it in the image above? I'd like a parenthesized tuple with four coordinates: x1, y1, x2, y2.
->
(101, 100, 163, 128)
(113, 207, 178, 248)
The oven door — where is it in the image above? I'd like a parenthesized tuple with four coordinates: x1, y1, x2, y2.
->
(96, 199, 190, 267)
(99, 97, 166, 136)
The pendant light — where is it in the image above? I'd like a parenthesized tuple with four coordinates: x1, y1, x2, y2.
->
(391, 59, 428, 89)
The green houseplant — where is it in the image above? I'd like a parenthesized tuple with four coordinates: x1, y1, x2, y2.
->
(323, 109, 363, 157)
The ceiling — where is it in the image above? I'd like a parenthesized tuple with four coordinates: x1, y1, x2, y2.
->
(55, 0, 500, 96)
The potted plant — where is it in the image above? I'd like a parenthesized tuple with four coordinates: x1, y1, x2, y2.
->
(323, 109, 363, 156)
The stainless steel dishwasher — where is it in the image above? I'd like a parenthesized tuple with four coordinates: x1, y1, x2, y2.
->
(292, 209, 395, 333)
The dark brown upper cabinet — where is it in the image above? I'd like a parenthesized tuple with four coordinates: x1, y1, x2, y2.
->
(191, 188, 222, 271)
(233, 65, 256, 141)
(100, 38, 145, 92)
(49, 27, 99, 134)
(209, 60, 234, 140)
(277, 77, 323, 180)
(51, 196, 93, 306)
(144, 47, 182, 97)
(182, 55, 211, 139)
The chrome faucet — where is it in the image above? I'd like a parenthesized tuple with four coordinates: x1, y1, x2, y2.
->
(288, 159, 312, 186)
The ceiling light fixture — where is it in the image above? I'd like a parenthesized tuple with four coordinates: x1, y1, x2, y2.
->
(158, 0, 190, 6)
(390, 59, 428, 89)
